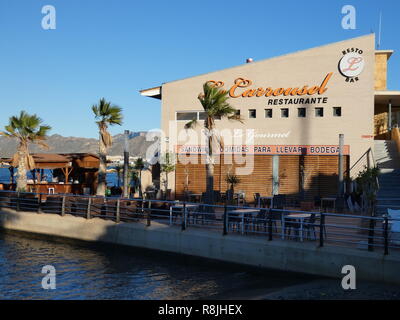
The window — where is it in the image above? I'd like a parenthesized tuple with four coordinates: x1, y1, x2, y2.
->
(176, 112, 198, 121)
(249, 109, 256, 119)
(235, 109, 241, 116)
(333, 107, 342, 117)
(198, 112, 207, 120)
(265, 109, 272, 118)
(298, 108, 306, 118)
(281, 108, 289, 118)
(176, 111, 219, 121)
(315, 107, 324, 117)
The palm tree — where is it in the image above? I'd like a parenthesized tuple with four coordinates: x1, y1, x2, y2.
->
(134, 157, 146, 198)
(160, 152, 175, 199)
(185, 82, 241, 204)
(0, 111, 51, 191)
(92, 98, 123, 196)
(114, 163, 123, 188)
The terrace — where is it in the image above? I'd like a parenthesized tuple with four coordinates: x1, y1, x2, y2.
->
(0, 190, 399, 256)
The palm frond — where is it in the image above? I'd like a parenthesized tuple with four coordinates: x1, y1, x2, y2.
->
(2, 111, 51, 148)
(184, 119, 198, 129)
(92, 98, 123, 126)
(197, 82, 239, 127)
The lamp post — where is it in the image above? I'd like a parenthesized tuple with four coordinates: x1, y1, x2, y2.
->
(337, 134, 345, 211)
(123, 130, 130, 198)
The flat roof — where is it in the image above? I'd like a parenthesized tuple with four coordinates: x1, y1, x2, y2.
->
(375, 90, 400, 105)
(139, 86, 161, 99)
(375, 50, 394, 60)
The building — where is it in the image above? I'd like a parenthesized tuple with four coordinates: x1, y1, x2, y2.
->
(140, 34, 399, 202)
(0, 153, 100, 195)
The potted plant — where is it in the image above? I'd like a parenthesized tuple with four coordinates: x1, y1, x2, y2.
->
(226, 173, 241, 204)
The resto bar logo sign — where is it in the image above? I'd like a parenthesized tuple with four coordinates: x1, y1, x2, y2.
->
(339, 48, 365, 82)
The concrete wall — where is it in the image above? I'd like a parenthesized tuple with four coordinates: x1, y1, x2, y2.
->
(1, 209, 400, 285)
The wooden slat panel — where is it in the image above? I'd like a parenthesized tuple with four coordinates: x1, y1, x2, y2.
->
(175, 154, 349, 202)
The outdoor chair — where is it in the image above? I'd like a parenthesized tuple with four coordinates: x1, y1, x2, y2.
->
(213, 190, 221, 204)
(285, 220, 301, 239)
(224, 190, 233, 204)
(236, 191, 246, 206)
(272, 194, 286, 209)
(227, 209, 241, 233)
(303, 213, 318, 240)
(253, 208, 268, 232)
(253, 193, 260, 207)
(314, 196, 321, 210)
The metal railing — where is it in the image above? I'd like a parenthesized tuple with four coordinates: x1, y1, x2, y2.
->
(0, 190, 399, 256)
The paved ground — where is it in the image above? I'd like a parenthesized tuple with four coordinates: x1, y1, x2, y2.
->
(260, 279, 400, 300)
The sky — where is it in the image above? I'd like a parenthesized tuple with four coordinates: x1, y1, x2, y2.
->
(0, 0, 399, 138)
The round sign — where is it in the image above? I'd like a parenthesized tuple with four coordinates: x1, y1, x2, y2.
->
(339, 52, 365, 78)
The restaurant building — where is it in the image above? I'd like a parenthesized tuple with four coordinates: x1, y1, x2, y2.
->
(141, 34, 399, 202)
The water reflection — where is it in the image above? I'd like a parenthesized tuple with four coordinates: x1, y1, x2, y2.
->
(0, 231, 313, 300)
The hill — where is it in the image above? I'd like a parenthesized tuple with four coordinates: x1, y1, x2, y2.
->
(0, 132, 159, 158)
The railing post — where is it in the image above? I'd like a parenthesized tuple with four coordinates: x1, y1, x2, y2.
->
(319, 213, 325, 247)
(116, 199, 120, 223)
(86, 197, 92, 219)
(268, 210, 273, 241)
(182, 202, 187, 231)
(169, 203, 173, 226)
(384, 216, 389, 255)
(223, 203, 228, 235)
(147, 200, 151, 227)
(37, 193, 42, 214)
(368, 217, 375, 252)
(16, 192, 20, 211)
(61, 195, 66, 216)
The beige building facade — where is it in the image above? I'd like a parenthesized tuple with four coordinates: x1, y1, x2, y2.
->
(141, 34, 398, 201)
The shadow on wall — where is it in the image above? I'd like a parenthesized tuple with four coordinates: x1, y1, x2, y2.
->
(175, 155, 348, 204)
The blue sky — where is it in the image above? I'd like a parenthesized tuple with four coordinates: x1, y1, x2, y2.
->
(0, 0, 399, 138)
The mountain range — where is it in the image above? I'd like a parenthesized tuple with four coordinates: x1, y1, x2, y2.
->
(0, 132, 159, 158)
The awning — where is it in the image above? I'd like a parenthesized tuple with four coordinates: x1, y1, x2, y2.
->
(375, 91, 400, 106)
(140, 86, 161, 99)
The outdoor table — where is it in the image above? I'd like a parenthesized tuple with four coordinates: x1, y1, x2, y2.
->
(321, 197, 336, 212)
(188, 193, 202, 202)
(169, 203, 199, 225)
(227, 209, 260, 235)
(258, 196, 273, 208)
(144, 190, 155, 199)
(282, 213, 312, 242)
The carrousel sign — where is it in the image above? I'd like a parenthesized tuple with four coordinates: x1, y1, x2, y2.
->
(207, 73, 333, 106)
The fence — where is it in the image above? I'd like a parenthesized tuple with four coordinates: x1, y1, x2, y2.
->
(0, 190, 399, 256)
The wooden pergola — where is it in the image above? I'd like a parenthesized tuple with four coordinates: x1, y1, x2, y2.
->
(0, 153, 100, 195)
